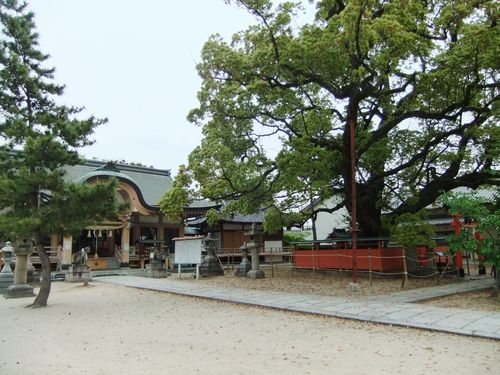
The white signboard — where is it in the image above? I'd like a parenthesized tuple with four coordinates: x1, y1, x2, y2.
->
(174, 237, 203, 265)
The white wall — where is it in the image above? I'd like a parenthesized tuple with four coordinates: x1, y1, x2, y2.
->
(264, 240, 283, 252)
(312, 196, 349, 240)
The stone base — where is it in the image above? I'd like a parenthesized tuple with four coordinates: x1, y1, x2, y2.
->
(234, 261, 251, 277)
(6, 283, 35, 298)
(65, 265, 92, 283)
(247, 269, 265, 279)
(145, 263, 168, 278)
(348, 282, 360, 292)
(199, 257, 224, 277)
(0, 273, 14, 289)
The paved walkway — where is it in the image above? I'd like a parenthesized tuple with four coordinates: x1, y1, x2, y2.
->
(94, 275, 500, 340)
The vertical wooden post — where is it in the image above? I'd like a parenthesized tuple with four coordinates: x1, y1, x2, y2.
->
(62, 235, 73, 268)
(271, 247, 275, 278)
(401, 248, 408, 289)
(312, 245, 316, 273)
(121, 227, 130, 266)
(435, 252, 440, 285)
(232, 248, 235, 270)
(368, 248, 373, 288)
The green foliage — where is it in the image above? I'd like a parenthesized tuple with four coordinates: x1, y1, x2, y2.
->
(205, 208, 223, 226)
(158, 165, 194, 221)
(478, 209, 500, 268)
(263, 206, 305, 234)
(283, 230, 310, 246)
(179, 0, 499, 236)
(391, 211, 436, 249)
(439, 191, 499, 267)
(439, 191, 492, 219)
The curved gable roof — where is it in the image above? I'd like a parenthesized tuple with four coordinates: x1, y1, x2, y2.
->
(64, 160, 173, 210)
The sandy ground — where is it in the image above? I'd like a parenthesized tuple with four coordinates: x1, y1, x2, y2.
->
(1, 282, 499, 375)
(420, 289, 500, 312)
(186, 265, 459, 298)
(179, 265, 499, 311)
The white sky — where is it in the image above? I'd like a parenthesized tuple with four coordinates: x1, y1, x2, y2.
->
(28, 0, 256, 174)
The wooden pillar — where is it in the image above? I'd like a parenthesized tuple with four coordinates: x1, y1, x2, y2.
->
(121, 227, 130, 267)
(62, 235, 73, 269)
(158, 215, 164, 241)
(50, 234, 60, 254)
(106, 230, 115, 257)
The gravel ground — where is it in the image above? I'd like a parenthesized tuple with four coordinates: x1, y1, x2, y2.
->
(175, 265, 499, 311)
(420, 288, 500, 312)
(179, 265, 457, 297)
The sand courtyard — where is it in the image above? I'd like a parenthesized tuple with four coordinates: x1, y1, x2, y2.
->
(1, 281, 499, 374)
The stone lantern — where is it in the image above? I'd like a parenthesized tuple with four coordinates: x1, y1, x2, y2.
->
(7, 237, 35, 298)
(234, 242, 251, 277)
(0, 241, 15, 290)
(199, 232, 224, 276)
(246, 223, 265, 279)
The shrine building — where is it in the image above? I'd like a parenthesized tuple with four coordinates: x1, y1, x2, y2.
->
(52, 159, 183, 270)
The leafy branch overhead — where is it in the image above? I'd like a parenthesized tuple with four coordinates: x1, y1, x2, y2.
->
(158, 165, 195, 221)
(180, 0, 498, 236)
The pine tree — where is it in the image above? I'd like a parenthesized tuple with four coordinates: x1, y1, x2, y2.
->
(0, 0, 119, 307)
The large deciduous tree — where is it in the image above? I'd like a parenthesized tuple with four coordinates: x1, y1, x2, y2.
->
(181, 0, 499, 236)
(0, 0, 119, 307)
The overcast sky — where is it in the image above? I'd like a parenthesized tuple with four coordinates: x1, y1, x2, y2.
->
(27, 0, 256, 174)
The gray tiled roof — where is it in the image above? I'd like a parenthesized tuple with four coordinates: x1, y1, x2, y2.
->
(186, 212, 265, 225)
(426, 217, 453, 225)
(450, 186, 499, 201)
(223, 212, 265, 224)
(63, 160, 172, 208)
(186, 199, 220, 209)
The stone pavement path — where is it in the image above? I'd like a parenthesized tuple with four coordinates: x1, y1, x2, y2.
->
(94, 275, 500, 340)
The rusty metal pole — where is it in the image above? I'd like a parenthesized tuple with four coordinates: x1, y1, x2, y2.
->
(349, 117, 358, 286)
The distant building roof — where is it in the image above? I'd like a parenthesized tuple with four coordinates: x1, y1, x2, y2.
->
(449, 186, 499, 201)
(426, 186, 499, 210)
(186, 211, 265, 226)
(222, 212, 265, 224)
(182, 199, 222, 217)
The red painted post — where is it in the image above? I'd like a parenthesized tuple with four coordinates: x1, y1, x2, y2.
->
(451, 214, 464, 277)
(349, 117, 358, 284)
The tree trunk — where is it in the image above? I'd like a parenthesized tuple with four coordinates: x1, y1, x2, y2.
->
(344, 179, 386, 237)
(30, 232, 51, 307)
(492, 268, 499, 298)
(357, 183, 386, 236)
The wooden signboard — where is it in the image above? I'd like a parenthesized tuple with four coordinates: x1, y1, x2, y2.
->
(173, 236, 203, 279)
